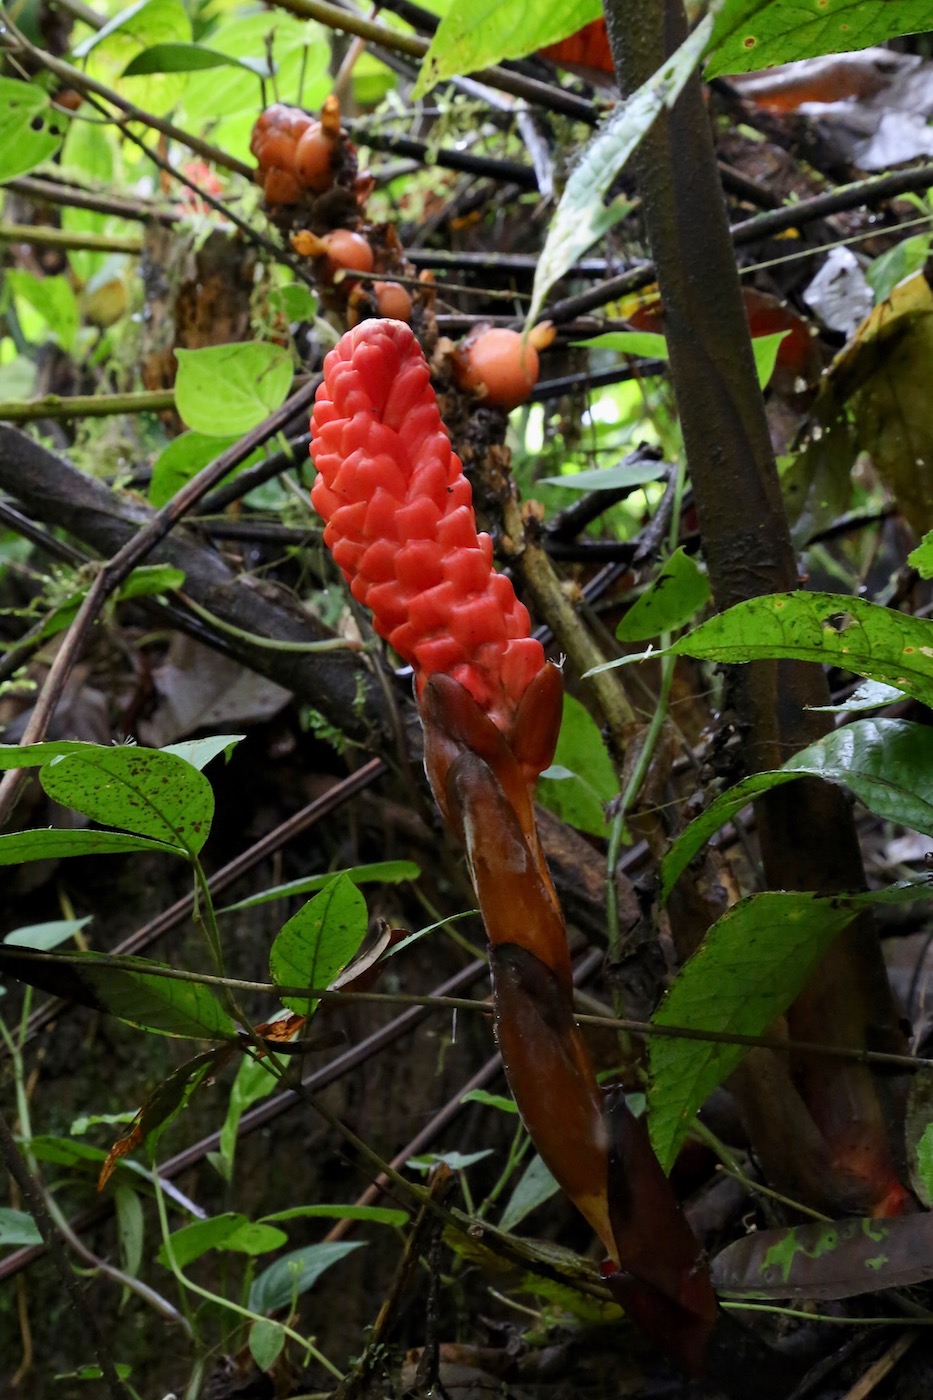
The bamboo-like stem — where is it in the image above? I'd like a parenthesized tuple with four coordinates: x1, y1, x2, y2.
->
(0, 222, 143, 254)
(0, 390, 176, 422)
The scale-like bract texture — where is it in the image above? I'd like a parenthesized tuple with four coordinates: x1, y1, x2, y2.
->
(310, 320, 546, 732)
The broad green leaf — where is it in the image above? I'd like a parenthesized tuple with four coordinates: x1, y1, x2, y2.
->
(217, 1052, 281, 1182)
(867, 234, 932, 305)
(174, 343, 292, 437)
(413, 0, 602, 98)
(269, 283, 318, 323)
(527, 16, 712, 328)
(909, 529, 933, 579)
(660, 718, 933, 902)
(177, 15, 330, 163)
(712, 1211, 933, 1300)
(616, 547, 710, 641)
(648, 892, 861, 1171)
(0, 740, 113, 771)
(536, 694, 619, 837)
(118, 565, 185, 600)
(39, 746, 214, 856)
(0, 829, 182, 865)
(158, 1213, 287, 1269)
(161, 735, 243, 771)
(0, 1208, 42, 1249)
(704, 0, 933, 79)
(148, 431, 265, 507)
(0, 947, 235, 1040)
(75, 0, 193, 111)
(499, 1154, 560, 1232)
(6, 271, 79, 354)
(576, 331, 669, 360)
(538, 459, 667, 491)
(751, 330, 790, 389)
(260, 1205, 409, 1227)
(249, 1241, 363, 1315)
(221, 860, 420, 914)
(0, 78, 68, 183)
(4, 917, 92, 950)
(670, 592, 933, 712)
(249, 1320, 285, 1372)
(269, 875, 368, 1016)
(461, 1089, 518, 1114)
(123, 42, 270, 77)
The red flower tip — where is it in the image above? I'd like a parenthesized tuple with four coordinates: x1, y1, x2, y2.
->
(309, 320, 547, 734)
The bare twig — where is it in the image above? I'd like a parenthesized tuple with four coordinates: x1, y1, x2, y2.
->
(0, 381, 319, 828)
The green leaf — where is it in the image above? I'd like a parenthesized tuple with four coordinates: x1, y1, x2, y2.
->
(0, 829, 182, 865)
(123, 42, 270, 77)
(75, 0, 193, 112)
(118, 565, 185, 601)
(704, 0, 933, 79)
(6, 271, 79, 354)
(867, 234, 932, 305)
(158, 1213, 287, 1269)
(248, 1241, 363, 1315)
(4, 917, 92, 950)
(536, 694, 619, 837)
(269, 875, 368, 1016)
(413, 0, 602, 98)
(0, 741, 110, 771)
(39, 746, 214, 856)
(808, 679, 905, 713)
(916, 1122, 933, 1203)
(269, 283, 318, 323)
(660, 718, 933, 902)
(161, 735, 243, 771)
(114, 1184, 144, 1279)
(752, 330, 790, 389)
(260, 1205, 409, 1227)
(461, 1089, 518, 1114)
(0, 948, 236, 1040)
(670, 591, 933, 712)
(500, 1154, 560, 1232)
(174, 343, 292, 437)
(148, 431, 265, 507)
(538, 459, 666, 491)
(217, 1052, 281, 1183)
(616, 547, 710, 641)
(526, 16, 712, 329)
(575, 331, 669, 360)
(249, 1320, 285, 1372)
(408, 1149, 494, 1172)
(0, 1208, 42, 1249)
(221, 860, 420, 914)
(909, 529, 933, 579)
(648, 892, 862, 1172)
(0, 78, 68, 183)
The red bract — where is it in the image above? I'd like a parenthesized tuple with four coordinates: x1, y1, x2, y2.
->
(309, 320, 547, 735)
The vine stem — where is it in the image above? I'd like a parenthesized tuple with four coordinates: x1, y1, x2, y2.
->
(151, 1175, 344, 1380)
(0, 1105, 130, 1399)
(0, 390, 176, 422)
(0, 222, 142, 254)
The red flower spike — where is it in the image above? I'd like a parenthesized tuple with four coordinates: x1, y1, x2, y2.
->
(310, 320, 551, 744)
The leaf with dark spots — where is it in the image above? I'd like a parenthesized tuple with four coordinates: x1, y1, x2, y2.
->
(39, 745, 214, 855)
(712, 1211, 933, 1300)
